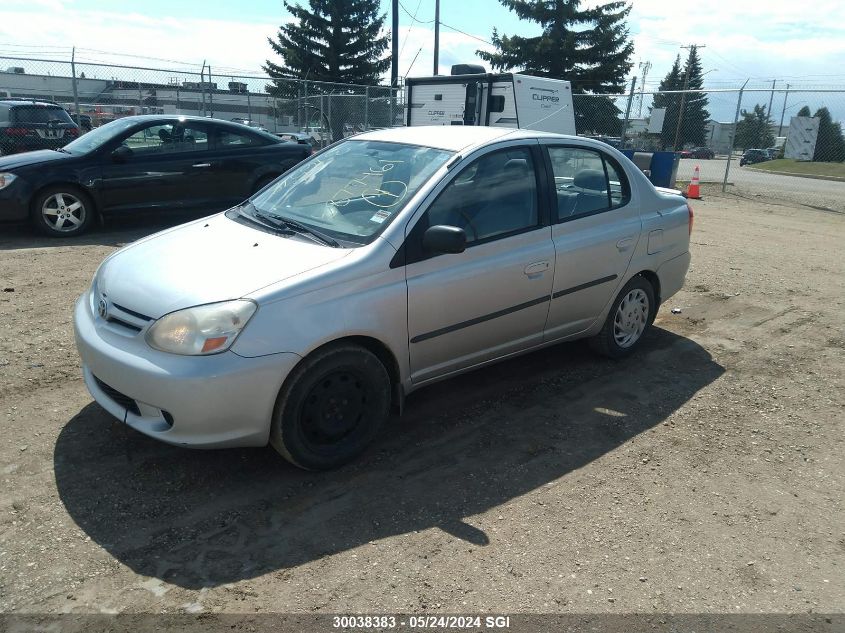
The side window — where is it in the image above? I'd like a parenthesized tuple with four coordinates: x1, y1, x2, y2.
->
(122, 123, 208, 156)
(217, 129, 264, 148)
(423, 147, 538, 245)
(547, 146, 629, 221)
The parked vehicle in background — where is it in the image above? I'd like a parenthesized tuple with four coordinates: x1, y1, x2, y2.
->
(0, 114, 310, 236)
(231, 118, 268, 132)
(0, 99, 80, 155)
(740, 149, 769, 166)
(690, 147, 714, 159)
(677, 149, 693, 159)
(68, 112, 93, 132)
(275, 131, 313, 146)
(765, 147, 781, 160)
(73, 125, 692, 470)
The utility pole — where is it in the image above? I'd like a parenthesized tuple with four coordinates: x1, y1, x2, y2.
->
(621, 76, 637, 148)
(766, 78, 776, 128)
(70, 47, 81, 127)
(778, 83, 791, 137)
(391, 0, 399, 87)
(672, 44, 705, 151)
(433, 0, 440, 75)
(637, 60, 651, 117)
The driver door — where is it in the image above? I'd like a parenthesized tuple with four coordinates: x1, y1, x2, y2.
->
(404, 143, 555, 384)
(97, 121, 216, 214)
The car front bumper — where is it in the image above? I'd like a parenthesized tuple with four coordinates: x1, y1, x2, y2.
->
(0, 176, 31, 222)
(73, 290, 301, 448)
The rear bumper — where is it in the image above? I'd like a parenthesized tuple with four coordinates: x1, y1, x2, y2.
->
(656, 251, 691, 303)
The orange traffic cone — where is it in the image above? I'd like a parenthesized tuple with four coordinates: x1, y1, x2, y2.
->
(686, 165, 702, 199)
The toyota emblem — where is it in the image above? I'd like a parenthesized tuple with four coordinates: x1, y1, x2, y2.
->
(98, 298, 108, 319)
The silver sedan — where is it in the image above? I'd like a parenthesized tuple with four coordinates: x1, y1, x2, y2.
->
(73, 126, 692, 470)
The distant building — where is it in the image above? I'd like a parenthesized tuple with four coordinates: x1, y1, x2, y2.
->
(706, 120, 734, 155)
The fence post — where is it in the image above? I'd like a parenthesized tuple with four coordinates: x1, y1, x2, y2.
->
(364, 86, 369, 130)
(70, 47, 81, 127)
(722, 80, 748, 193)
(621, 76, 637, 148)
(207, 64, 214, 117)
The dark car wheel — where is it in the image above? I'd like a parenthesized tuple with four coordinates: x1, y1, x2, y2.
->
(589, 276, 655, 359)
(270, 344, 392, 471)
(31, 186, 94, 237)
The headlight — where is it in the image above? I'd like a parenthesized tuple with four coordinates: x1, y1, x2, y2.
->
(145, 300, 257, 355)
(0, 173, 17, 190)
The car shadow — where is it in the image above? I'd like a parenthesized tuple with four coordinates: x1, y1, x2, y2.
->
(0, 212, 206, 251)
(54, 327, 724, 589)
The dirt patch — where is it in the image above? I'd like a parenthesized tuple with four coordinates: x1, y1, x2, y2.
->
(0, 196, 843, 614)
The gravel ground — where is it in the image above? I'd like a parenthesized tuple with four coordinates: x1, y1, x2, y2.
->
(0, 194, 843, 617)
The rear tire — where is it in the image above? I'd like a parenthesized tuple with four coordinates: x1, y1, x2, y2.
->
(31, 185, 94, 237)
(269, 344, 391, 470)
(589, 276, 655, 359)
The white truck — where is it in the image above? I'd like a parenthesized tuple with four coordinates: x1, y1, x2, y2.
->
(404, 65, 576, 135)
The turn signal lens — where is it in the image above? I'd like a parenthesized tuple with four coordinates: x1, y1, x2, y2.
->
(0, 173, 17, 190)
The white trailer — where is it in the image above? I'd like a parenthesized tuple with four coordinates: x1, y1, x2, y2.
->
(404, 67, 575, 135)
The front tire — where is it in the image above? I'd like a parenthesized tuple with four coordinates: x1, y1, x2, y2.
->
(31, 186, 94, 237)
(589, 276, 655, 359)
(269, 344, 391, 470)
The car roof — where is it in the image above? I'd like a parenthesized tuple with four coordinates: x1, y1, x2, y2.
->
(0, 99, 63, 107)
(353, 125, 589, 152)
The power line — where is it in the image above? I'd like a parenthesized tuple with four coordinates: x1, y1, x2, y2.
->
(439, 21, 493, 46)
(397, 0, 434, 24)
(399, 0, 423, 59)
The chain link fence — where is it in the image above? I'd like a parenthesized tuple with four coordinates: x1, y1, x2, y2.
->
(574, 86, 845, 212)
(1, 53, 843, 211)
(0, 55, 403, 149)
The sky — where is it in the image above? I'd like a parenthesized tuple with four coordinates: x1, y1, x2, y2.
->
(2, 0, 845, 121)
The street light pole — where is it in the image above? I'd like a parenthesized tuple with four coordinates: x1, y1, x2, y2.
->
(778, 83, 791, 137)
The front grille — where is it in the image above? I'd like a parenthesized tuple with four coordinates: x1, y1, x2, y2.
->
(112, 303, 152, 322)
(93, 375, 140, 416)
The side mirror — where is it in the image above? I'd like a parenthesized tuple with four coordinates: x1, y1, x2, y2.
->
(422, 225, 466, 254)
(111, 145, 132, 162)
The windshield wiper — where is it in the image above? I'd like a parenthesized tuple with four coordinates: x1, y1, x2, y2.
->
(264, 214, 340, 248)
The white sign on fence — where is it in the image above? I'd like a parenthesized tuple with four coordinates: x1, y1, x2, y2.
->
(648, 108, 666, 133)
(785, 116, 819, 161)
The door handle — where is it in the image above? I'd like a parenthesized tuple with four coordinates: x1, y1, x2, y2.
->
(192, 162, 212, 168)
(616, 236, 635, 251)
(524, 261, 550, 277)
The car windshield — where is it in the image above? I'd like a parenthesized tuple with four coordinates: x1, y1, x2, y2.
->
(248, 139, 453, 245)
(62, 118, 138, 154)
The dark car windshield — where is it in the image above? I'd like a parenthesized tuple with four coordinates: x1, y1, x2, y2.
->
(249, 139, 453, 245)
(11, 106, 73, 125)
(62, 118, 139, 154)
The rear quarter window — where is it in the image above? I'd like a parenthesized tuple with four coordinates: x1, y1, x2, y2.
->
(11, 106, 74, 124)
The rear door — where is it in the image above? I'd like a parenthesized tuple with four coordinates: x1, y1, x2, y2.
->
(541, 142, 642, 341)
(404, 142, 555, 383)
(97, 120, 217, 213)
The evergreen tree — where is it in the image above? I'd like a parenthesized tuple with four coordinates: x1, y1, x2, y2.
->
(735, 104, 774, 150)
(264, 0, 390, 93)
(477, 0, 634, 136)
(651, 47, 709, 150)
(678, 45, 709, 147)
(811, 107, 845, 162)
(796, 105, 811, 117)
(651, 55, 683, 149)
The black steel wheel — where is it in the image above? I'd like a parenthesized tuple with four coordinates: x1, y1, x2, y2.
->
(270, 344, 391, 470)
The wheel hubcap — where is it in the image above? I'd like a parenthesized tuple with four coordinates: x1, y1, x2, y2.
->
(613, 288, 649, 348)
(301, 370, 368, 447)
(42, 193, 85, 232)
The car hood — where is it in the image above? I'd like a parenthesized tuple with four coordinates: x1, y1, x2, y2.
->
(0, 149, 74, 170)
(95, 213, 351, 319)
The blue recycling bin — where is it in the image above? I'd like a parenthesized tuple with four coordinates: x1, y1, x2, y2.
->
(621, 150, 680, 188)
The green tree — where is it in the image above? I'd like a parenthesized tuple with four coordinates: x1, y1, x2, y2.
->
(796, 105, 811, 117)
(476, 0, 634, 136)
(811, 107, 845, 162)
(264, 0, 390, 91)
(735, 104, 774, 150)
(650, 47, 709, 150)
(651, 55, 683, 149)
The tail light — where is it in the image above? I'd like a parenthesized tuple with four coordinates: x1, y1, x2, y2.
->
(687, 203, 694, 235)
(3, 128, 29, 136)
(66, 128, 79, 137)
